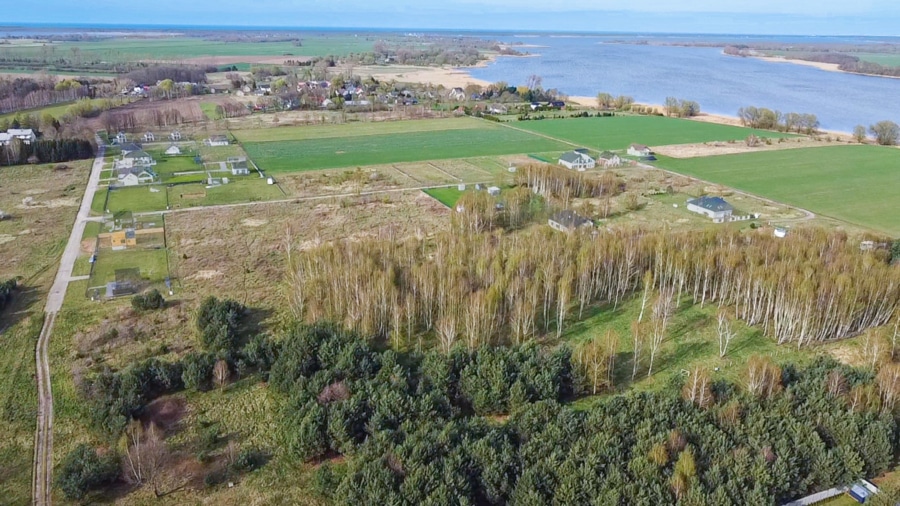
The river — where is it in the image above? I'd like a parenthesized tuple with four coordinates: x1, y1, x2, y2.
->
(467, 35, 900, 132)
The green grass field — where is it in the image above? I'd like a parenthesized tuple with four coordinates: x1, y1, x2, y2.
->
(105, 185, 168, 213)
(242, 121, 569, 173)
(513, 115, 796, 150)
(857, 53, 900, 67)
(0, 314, 42, 504)
(0, 98, 121, 122)
(424, 187, 464, 207)
(655, 145, 900, 235)
(167, 180, 284, 209)
(0, 36, 375, 61)
(200, 102, 221, 120)
(234, 117, 486, 143)
(90, 248, 169, 285)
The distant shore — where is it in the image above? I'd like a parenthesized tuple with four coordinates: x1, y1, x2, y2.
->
(731, 53, 900, 81)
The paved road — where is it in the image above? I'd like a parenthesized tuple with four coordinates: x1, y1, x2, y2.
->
(33, 140, 105, 506)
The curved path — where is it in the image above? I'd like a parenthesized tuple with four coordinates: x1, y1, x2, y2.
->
(33, 140, 105, 505)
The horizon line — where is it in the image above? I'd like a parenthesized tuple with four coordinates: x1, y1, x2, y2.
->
(3, 22, 900, 39)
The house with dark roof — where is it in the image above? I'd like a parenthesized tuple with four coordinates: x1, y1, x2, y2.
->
(558, 150, 596, 171)
(119, 142, 143, 155)
(627, 144, 652, 157)
(549, 210, 594, 233)
(687, 196, 734, 223)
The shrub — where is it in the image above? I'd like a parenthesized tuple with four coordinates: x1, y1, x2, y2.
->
(56, 444, 119, 500)
(196, 297, 245, 354)
(182, 352, 216, 392)
(131, 289, 165, 311)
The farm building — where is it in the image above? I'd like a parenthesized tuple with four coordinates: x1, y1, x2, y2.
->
(558, 150, 596, 171)
(204, 135, 229, 147)
(687, 196, 734, 223)
(142, 132, 155, 142)
(627, 144, 652, 157)
(549, 210, 594, 233)
(165, 145, 182, 156)
(598, 151, 622, 168)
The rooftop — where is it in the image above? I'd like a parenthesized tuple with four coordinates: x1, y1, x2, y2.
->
(550, 210, 593, 230)
(688, 196, 734, 212)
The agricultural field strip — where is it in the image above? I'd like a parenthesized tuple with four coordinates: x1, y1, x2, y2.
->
(233, 117, 486, 143)
(655, 145, 900, 235)
(242, 126, 569, 173)
(513, 115, 797, 150)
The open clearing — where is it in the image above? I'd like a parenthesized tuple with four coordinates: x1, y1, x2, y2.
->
(656, 145, 900, 235)
(242, 120, 568, 173)
(514, 115, 797, 150)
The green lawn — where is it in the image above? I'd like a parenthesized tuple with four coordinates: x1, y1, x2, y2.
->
(243, 122, 569, 173)
(0, 35, 374, 61)
(105, 185, 168, 213)
(90, 248, 169, 285)
(0, 98, 124, 122)
(424, 187, 464, 207)
(148, 156, 204, 178)
(0, 314, 42, 504)
(167, 180, 284, 209)
(200, 102, 221, 120)
(655, 145, 900, 236)
(234, 117, 485, 143)
(857, 53, 900, 67)
(513, 115, 796, 150)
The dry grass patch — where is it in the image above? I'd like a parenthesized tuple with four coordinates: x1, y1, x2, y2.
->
(655, 137, 847, 159)
(165, 191, 450, 310)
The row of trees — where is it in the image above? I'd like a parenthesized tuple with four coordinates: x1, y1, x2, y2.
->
(737, 106, 820, 134)
(516, 163, 623, 202)
(596, 92, 636, 110)
(664, 97, 701, 118)
(287, 227, 900, 351)
(271, 324, 899, 505)
(0, 138, 94, 166)
(0, 76, 90, 114)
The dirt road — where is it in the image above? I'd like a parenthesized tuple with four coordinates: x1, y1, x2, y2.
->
(33, 140, 105, 505)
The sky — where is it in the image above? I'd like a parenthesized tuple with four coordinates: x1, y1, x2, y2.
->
(4, 0, 900, 35)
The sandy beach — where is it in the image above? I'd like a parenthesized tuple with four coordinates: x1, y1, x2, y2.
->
(739, 54, 900, 81)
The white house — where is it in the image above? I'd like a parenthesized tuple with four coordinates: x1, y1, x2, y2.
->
(774, 227, 788, 238)
(448, 87, 467, 101)
(118, 169, 156, 186)
(686, 196, 734, 223)
(549, 210, 593, 233)
(598, 151, 622, 168)
(627, 144, 652, 157)
(2, 129, 37, 145)
(558, 150, 596, 171)
(230, 160, 250, 176)
(169, 130, 182, 141)
(488, 104, 508, 114)
(114, 132, 128, 144)
(165, 145, 182, 156)
(142, 132, 155, 143)
(123, 150, 155, 167)
(487, 186, 501, 197)
(204, 135, 229, 147)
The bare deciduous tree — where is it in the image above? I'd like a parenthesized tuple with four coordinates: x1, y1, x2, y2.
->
(122, 421, 168, 496)
(213, 359, 231, 389)
(716, 308, 737, 358)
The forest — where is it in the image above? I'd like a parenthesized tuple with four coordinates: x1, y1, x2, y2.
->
(286, 227, 899, 356)
(0, 138, 94, 166)
(275, 325, 898, 505)
(0, 76, 91, 115)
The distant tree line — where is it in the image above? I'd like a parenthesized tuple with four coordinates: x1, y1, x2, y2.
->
(664, 97, 701, 118)
(0, 76, 91, 115)
(737, 106, 820, 134)
(0, 138, 94, 166)
(123, 65, 209, 86)
(724, 46, 900, 78)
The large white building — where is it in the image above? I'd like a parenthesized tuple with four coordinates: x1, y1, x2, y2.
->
(558, 150, 596, 171)
(0, 128, 37, 145)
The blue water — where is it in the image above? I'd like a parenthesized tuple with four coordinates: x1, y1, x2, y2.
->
(468, 36, 900, 132)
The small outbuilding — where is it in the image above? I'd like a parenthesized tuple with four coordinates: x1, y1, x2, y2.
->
(487, 186, 501, 197)
(165, 145, 182, 156)
(549, 210, 594, 233)
(774, 227, 787, 238)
